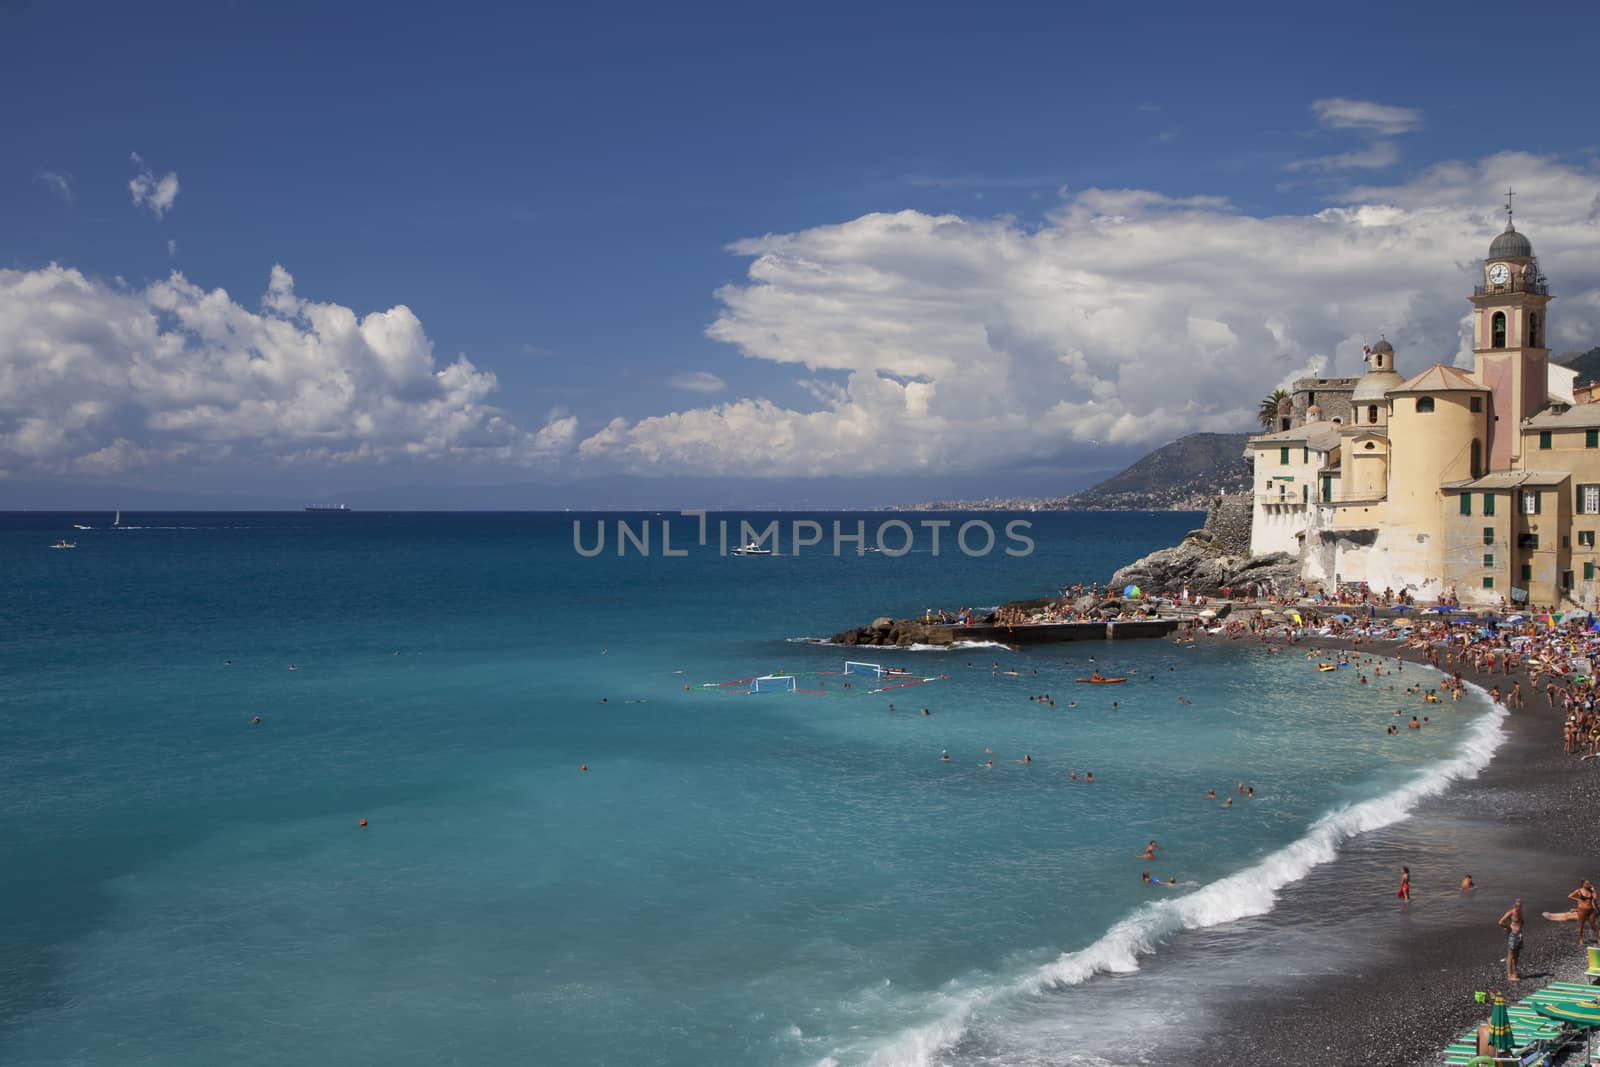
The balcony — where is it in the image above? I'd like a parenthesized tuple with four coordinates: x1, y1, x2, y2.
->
(1256, 494, 1306, 508)
(1474, 275, 1550, 297)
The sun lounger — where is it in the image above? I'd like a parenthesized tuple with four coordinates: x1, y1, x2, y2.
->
(1586, 946, 1600, 983)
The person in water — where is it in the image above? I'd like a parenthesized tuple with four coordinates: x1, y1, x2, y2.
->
(1206, 788, 1216, 800)
(1461, 874, 1475, 891)
(1397, 866, 1411, 902)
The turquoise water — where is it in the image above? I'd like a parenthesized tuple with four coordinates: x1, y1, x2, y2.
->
(0, 512, 1501, 1065)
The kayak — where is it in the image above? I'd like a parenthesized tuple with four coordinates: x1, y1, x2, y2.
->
(1075, 677, 1127, 684)
(1318, 664, 1338, 672)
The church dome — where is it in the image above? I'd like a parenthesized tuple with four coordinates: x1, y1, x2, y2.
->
(1371, 339, 1393, 355)
(1351, 369, 1404, 403)
(1489, 221, 1533, 259)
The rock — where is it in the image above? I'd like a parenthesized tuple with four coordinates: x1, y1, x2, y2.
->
(871, 617, 894, 631)
(1108, 540, 1298, 598)
(1186, 528, 1214, 543)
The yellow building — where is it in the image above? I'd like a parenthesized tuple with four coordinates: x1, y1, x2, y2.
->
(1248, 200, 1596, 609)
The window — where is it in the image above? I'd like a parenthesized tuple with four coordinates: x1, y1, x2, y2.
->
(1581, 531, 1596, 548)
(1471, 439, 1483, 478)
(1530, 312, 1541, 348)
(1365, 404, 1377, 423)
(1471, 396, 1483, 413)
(1564, 570, 1575, 590)
(1302, 446, 1309, 463)
(1521, 564, 1533, 581)
(1588, 562, 1596, 582)
(1280, 447, 1289, 465)
(1322, 476, 1332, 503)
(1483, 526, 1495, 546)
(1526, 533, 1540, 550)
(1483, 553, 1495, 567)
(1522, 490, 1542, 514)
(1588, 430, 1598, 449)
(1483, 492, 1495, 516)
(1483, 576, 1496, 589)
(1539, 431, 1552, 450)
(1492, 311, 1507, 349)
(1415, 397, 1434, 414)
(1459, 494, 1472, 516)
(1580, 484, 1600, 514)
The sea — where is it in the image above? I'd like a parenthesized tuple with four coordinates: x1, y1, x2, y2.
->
(0, 511, 1505, 1066)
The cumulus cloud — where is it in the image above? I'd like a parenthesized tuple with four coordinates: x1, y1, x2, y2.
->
(129, 152, 180, 218)
(667, 371, 727, 393)
(1287, 139, 1400, 172)
(1311, 97, 1423, 135)
(580, 152, 1600, 478)
(35, 171, 72, 203)
(0, 263, 575, 476)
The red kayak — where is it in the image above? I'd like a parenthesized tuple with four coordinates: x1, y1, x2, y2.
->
(1075, 677, 1127, 684)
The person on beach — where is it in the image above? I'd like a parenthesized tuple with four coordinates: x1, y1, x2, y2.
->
(1398, 867, 1411, 902)
(1500, 899, 1525, 982)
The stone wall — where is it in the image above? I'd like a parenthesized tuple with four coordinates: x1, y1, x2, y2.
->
(1201, 492, 1253, 555)
(1290, 375, 1357, 426)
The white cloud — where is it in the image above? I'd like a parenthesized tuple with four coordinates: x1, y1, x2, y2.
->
(35, 171, 72, 203)
(129, 152, 180, 218)
(1287, 139, 1400, 172)
(1311, 97, 1423, 135)
(667, 370, 727, 393)
(580, 152, 1600, 478)
(0, 263, 576, 476)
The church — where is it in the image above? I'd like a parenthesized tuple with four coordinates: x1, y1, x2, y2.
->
(1246, 198, 1600, 610)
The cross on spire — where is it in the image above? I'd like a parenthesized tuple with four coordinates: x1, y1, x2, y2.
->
(1505, 186, 1515, 221)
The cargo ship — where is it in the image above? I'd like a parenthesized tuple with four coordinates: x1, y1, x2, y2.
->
(304, 504, 352, 512)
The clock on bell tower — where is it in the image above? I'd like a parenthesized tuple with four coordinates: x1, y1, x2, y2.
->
(1470, 188, 1551, 471)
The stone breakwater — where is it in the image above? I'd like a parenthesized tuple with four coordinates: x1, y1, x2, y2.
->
(829, 497, 1298, 648)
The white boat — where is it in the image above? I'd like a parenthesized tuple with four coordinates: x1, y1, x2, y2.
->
(732, 540, 773, 556)
(112, 511, 122, 529)
(72, 524, 91, 530)
(50, 540, 77, 549)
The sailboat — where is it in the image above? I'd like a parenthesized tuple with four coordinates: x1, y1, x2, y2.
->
(112, 511, 122, 529)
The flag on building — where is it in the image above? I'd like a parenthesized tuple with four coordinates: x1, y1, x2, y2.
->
(1361, 343, 1372, 363)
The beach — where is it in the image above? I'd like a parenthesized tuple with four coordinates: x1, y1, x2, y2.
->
(1182, 632, 1600, 1066)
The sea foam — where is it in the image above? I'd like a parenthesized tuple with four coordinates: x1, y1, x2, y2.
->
(843, 684, 1509, 1067)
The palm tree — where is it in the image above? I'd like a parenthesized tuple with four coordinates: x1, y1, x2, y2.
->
(1258, 389, 1290, 430)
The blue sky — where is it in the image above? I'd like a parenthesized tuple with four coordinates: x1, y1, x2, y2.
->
(5, 0, 1600, 507)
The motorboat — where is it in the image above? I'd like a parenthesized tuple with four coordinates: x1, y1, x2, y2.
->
(732, 540, 774, 556)
(72, 524, 92, 530)
(50, 540, 77, 549)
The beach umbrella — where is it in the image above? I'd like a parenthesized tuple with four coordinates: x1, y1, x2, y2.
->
(1394, 618, 1413, 627)
(1489, 994, 1515, 1054)
(1392, 604, 1412, 612)
(1425, 606, 1450, 613)
(1197, 609, 1217, 619)
(1333, 613, 1352, 622)
(1124, 584, 1140, 598)
(1507, 614, 1527, 623)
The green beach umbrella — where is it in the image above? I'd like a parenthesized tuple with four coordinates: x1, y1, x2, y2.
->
(1489, 994, 1515, 1054)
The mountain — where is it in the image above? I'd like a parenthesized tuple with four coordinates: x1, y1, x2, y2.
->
(888, 431, 1253, 511)
(1061, 431, 1252, 510)
(1556, 346, 1600, 386)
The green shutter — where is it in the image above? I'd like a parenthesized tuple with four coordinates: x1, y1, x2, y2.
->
(1587, 429, 1598, 449)
(1483, 493, 1495, 516)
(1302, 446, 1309, 463)
(1459, 494, 1471, 516)
(1280, 446, 1289, 464)
(1483, 576, 1495, 589)
(1522, 564, 1532, 580)
(1587, 562, 1595, 581)
(1483, 526, 1494, 545)
(1540, 430, 1552, 450)
(1483, 553, 1494, 567)
(1302, 484, 1308, 503)
(1322, 477, 1331, 502)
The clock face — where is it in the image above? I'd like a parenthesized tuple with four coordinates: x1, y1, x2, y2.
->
(1488, 263, 1510, 285)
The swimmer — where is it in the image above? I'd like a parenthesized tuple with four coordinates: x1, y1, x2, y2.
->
(223, 659, 232, 667)
(986, 759, 994, 768)
(600, 697, 609, 704)
(941, 750, 950, 762)
(1142, 871, 1153, 884)
(1085, 772, 1095, 782)
(1178, 697, 1191, 705)
(922, 707, 930, 716)
(1462, 874, 1476, 891)
(1020, 754, 1031, 764)
(1111, 701, 1118, 711)
(287, 664, 298, 671)
(1206, 788, 1216, 799)
(1246, 786, 1254, 799)
(1223, 797, 1233, 808)
(250, 715, 261, 725)
(1069, 771, 1077, 780)
(601, 648, 608, 655)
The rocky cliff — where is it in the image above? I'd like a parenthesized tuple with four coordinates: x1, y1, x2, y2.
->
(1106, 528, 1297, 597)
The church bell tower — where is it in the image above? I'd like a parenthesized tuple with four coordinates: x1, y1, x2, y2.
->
(1471, 188, 1551, 471)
